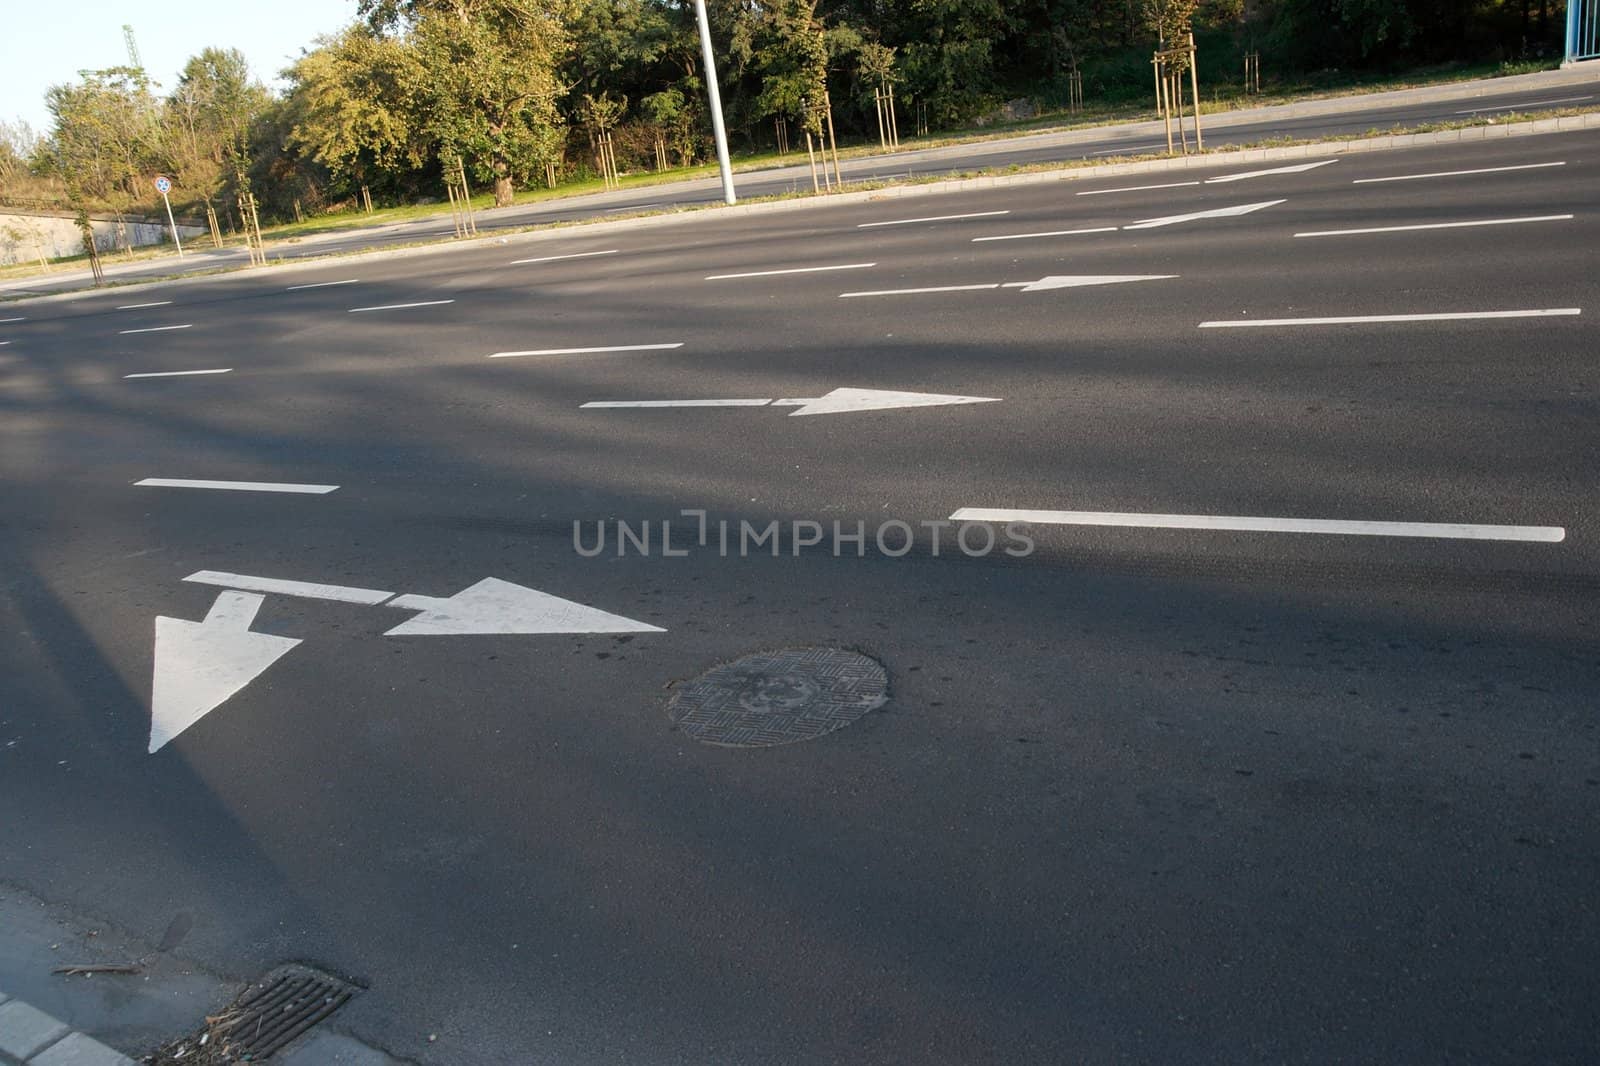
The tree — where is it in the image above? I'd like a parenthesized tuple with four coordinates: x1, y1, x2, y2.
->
(164, 48, 271, 206)
(286, 27, 426, 200)
(42, 67, 161, 208)
(367, 0, 575, 207)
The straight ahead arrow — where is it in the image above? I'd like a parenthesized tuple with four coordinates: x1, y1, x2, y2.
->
(1122, 199, 1285, 229)
(839, 275, 1178, 298)
(1204, 160, 1336, 183)
(581, 387, 1000, 416)
(384, 577, 665, 636)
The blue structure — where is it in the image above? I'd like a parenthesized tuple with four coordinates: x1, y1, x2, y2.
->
(1570, 0, 1600, 62)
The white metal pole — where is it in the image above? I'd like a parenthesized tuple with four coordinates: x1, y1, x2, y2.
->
(161, 190, 184, 257)
(692, 0, 737, 205)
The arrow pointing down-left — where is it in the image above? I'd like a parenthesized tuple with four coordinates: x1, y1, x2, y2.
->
(149, 591, 301, 753)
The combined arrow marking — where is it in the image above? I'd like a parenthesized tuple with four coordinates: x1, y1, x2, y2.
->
(149, 591, 300, 753)
(1122, 199, 1285, 229)
(582, 387, 1000, 416)
(384, 577, 665, 636)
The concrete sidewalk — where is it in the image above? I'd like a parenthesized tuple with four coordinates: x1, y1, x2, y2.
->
(0, 886, 409, 1065)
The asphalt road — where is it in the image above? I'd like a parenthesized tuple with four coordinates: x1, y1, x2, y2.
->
(6, 69, 1596, 293)
(2, 129, 1598, 1064)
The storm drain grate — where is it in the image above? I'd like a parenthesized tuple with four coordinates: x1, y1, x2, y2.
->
(213, 963, 358, 1059)
(669, 647, 889, 747)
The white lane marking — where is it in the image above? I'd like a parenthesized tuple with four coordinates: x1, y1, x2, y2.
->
(116, 301, 172, 310)
(1123, 200, 1285, 229)
(1294, 214, 1572, 237)
(384, 577, 665, 636)
(490, 342, 684, 358)
(1205, 159, 1337, 183)
(973, 227, 1118, 242)
(136, 478, 339, 494)
(840, 284, 1000, 298)
(1091, 144, 1163, 155)
(1352, 161, 1566, 184)
(583, 399, 774, 408)
(124, 368, 232, 378)
(149, 591, 301, 753)
(1200, 309, 1581, 327)
(583, 389, 1000, 415)
(1077, 181, 1199, 196)
(286, 279, 360, 290)
(509, 249, 619, 265)
(706, 262, 876, 280)
(949, 508, 1565, 543)
(119, 324, 192, 334)
(348, 300, 454, 312)
(0, 341, 9, 346)
(999, 274, 1177, 291)
(857, 211, 1010, 228)
(0, 316, 26, 323)
(1454, 95, 1592, 113)
(184, 570, 395, 605)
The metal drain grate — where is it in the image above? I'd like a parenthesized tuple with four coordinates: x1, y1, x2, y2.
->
(215, 963, 357, 1059)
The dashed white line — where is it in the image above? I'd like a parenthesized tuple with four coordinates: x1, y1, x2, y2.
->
(185, 570, 393, 604)
(1454, 95, 1591, 113)
(136, 478, 339, 494)
(0, 316, 25, 323)
(1077, 181, 1199, 196)
(1352, 161, 1566, 184)
(839, 284, 1001, 298)
(509, 249, 619, 265)
(972, 227, 1118, 243)
(124, 368, 232, 378)
(119, 324, 193, 334)
(706, 263, 876, 280)
(116, 301, 172, 310)
(348, 300, 454, 312)
(286, 279, 360, 290)
(1294, 214, 1573, 237)
(1199, 309, 1581, 328)
(949, 508, 1565, 543)
(490, 343, 684, 358)
(857, 211, 1010, 228)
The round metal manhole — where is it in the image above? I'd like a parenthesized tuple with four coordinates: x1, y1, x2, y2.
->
(669, 647, 888, 747)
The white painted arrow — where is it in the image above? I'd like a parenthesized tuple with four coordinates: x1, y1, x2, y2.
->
(384, 577, 665, 636)
(840, 275, 1178, 298)
(149, 591, 300, 753)
(1204, 160, 1336, 183)
(582, 387, 1000, 416)
(999, 274, 1177, 292)
(1122, 199, 1285, 229)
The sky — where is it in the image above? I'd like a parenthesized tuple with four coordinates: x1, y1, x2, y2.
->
(2, 0, 360, 133)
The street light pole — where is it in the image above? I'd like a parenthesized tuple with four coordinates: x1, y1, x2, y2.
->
(691, 0, 737, 205)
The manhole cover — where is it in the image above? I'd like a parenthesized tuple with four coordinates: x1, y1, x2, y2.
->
(669, 647, 888, 747)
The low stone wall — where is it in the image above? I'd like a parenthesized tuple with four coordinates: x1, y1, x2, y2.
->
(0, 210, 207, 265)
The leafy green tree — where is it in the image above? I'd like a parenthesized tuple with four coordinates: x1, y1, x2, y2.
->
(42, 67, 161, 208)
(164, 48, 271, 206)
(286, 26, 426, 200)
(367, 0, 574, 206)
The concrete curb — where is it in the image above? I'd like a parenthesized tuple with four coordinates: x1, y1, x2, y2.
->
(0, 993, 133, 1066)
(7, 110, 1599, 308)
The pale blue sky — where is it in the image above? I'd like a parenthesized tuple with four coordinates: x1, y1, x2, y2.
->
(2, 0, 361, 133)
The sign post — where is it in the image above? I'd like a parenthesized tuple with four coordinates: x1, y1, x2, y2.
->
(154, 176, 183, 257)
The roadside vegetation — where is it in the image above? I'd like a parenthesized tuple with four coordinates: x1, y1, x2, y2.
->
(0, 0, 1569, 264)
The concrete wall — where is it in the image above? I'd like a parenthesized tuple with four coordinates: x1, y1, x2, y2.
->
(0, 210, 208, 266)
